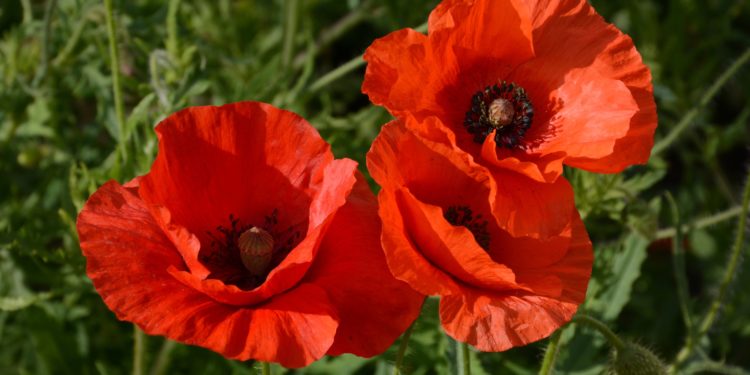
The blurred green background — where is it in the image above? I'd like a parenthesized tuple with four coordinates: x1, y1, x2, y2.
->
(1, 0, 749, 374)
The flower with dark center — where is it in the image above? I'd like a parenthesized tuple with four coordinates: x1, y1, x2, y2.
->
(443, 206, 490, 250)
(367, 118, 593, 352)
(363, 0, 657, 241)
(77, 101, 423, 367)
(464, 81, 534, 149)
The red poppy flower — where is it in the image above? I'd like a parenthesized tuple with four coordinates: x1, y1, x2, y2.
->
(363, 0, 657, 238)
(367, 117, 593, 351)
(77, 102, 423, 368)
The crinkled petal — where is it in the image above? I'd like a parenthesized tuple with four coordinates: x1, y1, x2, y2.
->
(378, 187, 463, 296)
(439, 210, 592, 351)
(490, 168, 575, 239)
(165, 158, 358, 306)
(139, 101, 331, 249)
(396, 187, 520, 292)
(306, 175, 424, 357)
(517, 0, 656, 170)
(76, 181, 339, 368)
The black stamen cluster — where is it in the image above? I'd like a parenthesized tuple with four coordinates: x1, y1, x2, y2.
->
(464, 81, 534, 149)
(443, 206, 490, 251)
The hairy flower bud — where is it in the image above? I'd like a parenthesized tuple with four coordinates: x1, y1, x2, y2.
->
(610, 341, 666, 375)
(238, 227, 274, 276)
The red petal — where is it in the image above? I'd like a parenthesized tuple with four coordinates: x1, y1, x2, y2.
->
(306, 175, 424, 357)
(439, 211, 592, 351)
(396, 187, 520, 292)
(139, 101, 331, 249)
(378, 187, 463, 296)
(517, 0, 655, 170)
(166, 158, 358, 306)
(77, 181, 339, 367)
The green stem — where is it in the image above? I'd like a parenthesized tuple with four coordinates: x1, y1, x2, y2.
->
(652, 48, 750, 156)
(570, 315, 624, 351)
(459, 342, 471, 375)
(393, 322, 415, 375)
(308, 55, 365, 93)
(666, 193, 695, 334)
(33, 0, 57, 87)
(53, 6, 93, 67)
(655, 206, 743, 240)
(148, 339, 176, 375)
(538, 329, 563, 375)
(166, 0, 181, 60)
(133, 326, 145, 375)
(292, 0, 381, 69)
(103, 0, 128, 165)
(260, 362, 271, 375)
(307, 21, 427, 93)
(281, 0, 299, 70)
(699, 170, 750, 335)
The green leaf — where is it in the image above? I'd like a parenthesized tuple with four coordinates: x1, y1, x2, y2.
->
(598, 234, 650, 321)
(0, 292, 53, 312)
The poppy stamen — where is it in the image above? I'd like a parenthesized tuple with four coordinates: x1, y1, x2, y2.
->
(443, 206, 490, 251)
(464, 81, 534, 150)
(199, 212, 301, 290)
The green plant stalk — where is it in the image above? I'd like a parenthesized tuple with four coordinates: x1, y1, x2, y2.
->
(104, 0, 128, 165)
(166, 0, 181, 60)
(261, 362, 271, 375)
(307, 21, 427, 93)
(672, 171, 750, 372)
(281, 0, 299, 70)
(538, 329, 563, 375)
(53, 6, 93, 67)
(148, 339, 177, 375)
(652, 48, 750, 156)
(33, 0, 57, 87)
(700, 170, 750, 334)
(655, 206, 743, 240)
(393, 322, 416, 375)
(571, 315, 624, 351)
(133, 326, 145, 375)
(292, 0, 380, 69)
(666, 193, 695, 334)
(459, 342, 471, 375)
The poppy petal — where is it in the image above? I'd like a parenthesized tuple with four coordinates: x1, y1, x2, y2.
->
(307, 175, 425, 357)
(139, 101, 331, 249)
(427, 0, 534, 65)
(490, 168, 575, 239)
(439, 211, 592, 351)
(165, 158, 358, 306)
(396, 187, 521, 292)
(518, 0, 656, 170)
(77, 180, 339, 368)
(378, 187, 463, 296)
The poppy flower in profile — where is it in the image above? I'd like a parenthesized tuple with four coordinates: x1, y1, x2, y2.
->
(363, 0, 657, 238)
(367, 117, 593, 351)
(76, 102, 423, 368)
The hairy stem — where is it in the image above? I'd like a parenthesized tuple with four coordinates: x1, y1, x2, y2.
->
(652, 48, 750, 156)
(103, 0, 128, 165)
(393, 322, 416, 375)
(133, 326, 145, 375)
(538, 329, 563, 375)
(655, 206, 743, 240)
(571, 315, 624, 351)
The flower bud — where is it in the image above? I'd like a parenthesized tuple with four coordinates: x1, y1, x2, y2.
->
(238, 227, 274, 276)
(610, 341, 666, 375)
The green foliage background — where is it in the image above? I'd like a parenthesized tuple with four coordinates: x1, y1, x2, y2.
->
(0, 0, 749, 374)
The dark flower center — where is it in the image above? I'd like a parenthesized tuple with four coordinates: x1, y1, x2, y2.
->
(464, 81, 534, 149)
(198, 211, 302, 290)
(443, 206, 490, 251)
